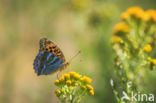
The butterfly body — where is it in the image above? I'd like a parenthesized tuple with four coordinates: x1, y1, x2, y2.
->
(33, 38, 69, 76)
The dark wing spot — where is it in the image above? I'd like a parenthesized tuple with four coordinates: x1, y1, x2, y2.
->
(49, 47, 52, 49)
(52, 46, 56, 49)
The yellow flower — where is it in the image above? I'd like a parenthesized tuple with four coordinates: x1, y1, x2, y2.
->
(59, 76, 65, 82)
(121, 12, 129, 20)
(63, 73, 70, 79)
(69, 71, 81, 79)
(55, 89, 61, 97)
(69, 71, 76, 76)
(54, 71, 94, 102)
(111, 36, 122, 44)
(74, 73, 81, 79)
(66, 80, 72, 86)
(86, 84, 94, 90)
(89, 90, 94, 96)
(147, 57, 152, 61)
(81, 76, 92, 83)
(144, 9, 156, 22)
(144, 44, 152, 52)
(126, 6, 144, 20)
(54, 80, 60, 85)
(152, 59, 156, 65)
(72, 82, 78, 86)
(114, 22, 129, 35)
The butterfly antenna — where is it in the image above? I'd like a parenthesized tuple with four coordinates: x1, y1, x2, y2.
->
(69, 51, 81, 63)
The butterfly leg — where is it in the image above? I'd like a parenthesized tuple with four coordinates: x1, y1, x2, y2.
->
(57, 71, 60, 79)
(68, 66, 71, 72)
(56, 70, 64, 79)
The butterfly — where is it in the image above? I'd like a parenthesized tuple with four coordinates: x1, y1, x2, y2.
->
(33, 38, 69, 76)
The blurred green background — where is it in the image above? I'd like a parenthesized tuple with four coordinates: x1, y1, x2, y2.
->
(1, 0, 156, 103)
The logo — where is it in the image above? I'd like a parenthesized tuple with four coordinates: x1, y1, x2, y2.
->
(121, 81, 154, 102)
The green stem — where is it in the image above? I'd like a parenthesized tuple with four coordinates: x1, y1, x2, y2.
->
(70, 96, 73, 103)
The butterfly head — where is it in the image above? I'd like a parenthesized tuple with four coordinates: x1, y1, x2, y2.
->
(60, 62, 70, 72)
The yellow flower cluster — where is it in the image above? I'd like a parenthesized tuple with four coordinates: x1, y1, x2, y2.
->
(147, 57, 156, 70)
(81, 76, 92, 83)
(147, 57, 152, 61)
(121, 6, 144, 20)
(111, 35, 122, 44)
(112, 6, 156, 71)
(148, 57, 156, 64)
(152, 59, 156, 65)
(54, 71, 94, 98)
(55, 89, 61, 97)
(121, 6, 156, 22)
(113, 22, 130, 35)
(86, 84, 94, 95)
(144, 10, 156, 22)
(112, 6, 156, 45)
(144, 44, 152, 53)
(69, 71, 81, 79)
